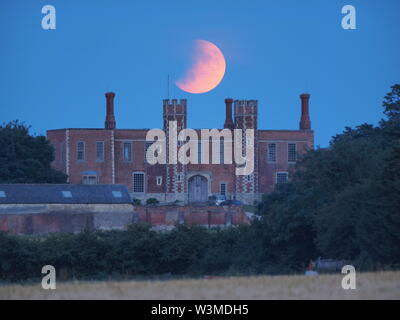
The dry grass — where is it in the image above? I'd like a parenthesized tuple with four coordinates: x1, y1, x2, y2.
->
(1, 271, 399, 300)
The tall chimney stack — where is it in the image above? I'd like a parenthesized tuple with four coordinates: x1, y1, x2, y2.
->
(105, 92, 116, 130)
(224, 98, 234, 129)
(299, 93, 311, 130)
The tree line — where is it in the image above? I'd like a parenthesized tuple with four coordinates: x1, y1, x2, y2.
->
(0, 85, 399, 282)
(258, 84, 400, 269)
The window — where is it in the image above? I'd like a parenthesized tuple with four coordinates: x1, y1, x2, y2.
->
(268, 143, 276, 162)
(198, 140, 202, 164)
(77, 141, 85, 161)
(288, 143, 297, 162)
(247, 174, 252, 182)
(0, 191, 5, 198)
(176, 173, 182, 182)
(96, 141, 104, 162)
(219, 139, 224, 164)
(156, 176, 163, 186)
(123, 142, 132, 161)
(62, 191, 72, 198)
(276, 172, 288, 184)
(133, 172, 145, 193)
(112, 191, 122, 198)
(82, 175, 98, 185)
(220, 183, 227, 196)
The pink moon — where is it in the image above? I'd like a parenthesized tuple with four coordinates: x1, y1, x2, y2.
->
(176, 40, 226, 94)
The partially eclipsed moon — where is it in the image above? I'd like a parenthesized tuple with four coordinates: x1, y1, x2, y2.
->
(176, 40, 226, 94)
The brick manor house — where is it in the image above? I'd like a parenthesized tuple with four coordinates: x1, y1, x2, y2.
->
(47, 93, 314, 204)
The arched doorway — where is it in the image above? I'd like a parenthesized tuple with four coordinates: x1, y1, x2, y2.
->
(188, 175, 208, 203)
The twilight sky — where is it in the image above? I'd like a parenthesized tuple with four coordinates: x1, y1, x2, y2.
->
(0, 0, 399, 147)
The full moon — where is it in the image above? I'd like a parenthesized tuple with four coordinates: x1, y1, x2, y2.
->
(176, 40, 226, 94)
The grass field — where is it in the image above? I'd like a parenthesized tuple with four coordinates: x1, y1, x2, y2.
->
(1, 271, 399, 300)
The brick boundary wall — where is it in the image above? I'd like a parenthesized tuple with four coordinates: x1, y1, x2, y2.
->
(134, 205, 250, 230)
(0, 204, 250, 234)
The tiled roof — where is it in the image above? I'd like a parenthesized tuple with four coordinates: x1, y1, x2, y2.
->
(0, 184, 132, 204)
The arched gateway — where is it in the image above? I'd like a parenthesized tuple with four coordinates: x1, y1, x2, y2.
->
(188, 175, 208, 203)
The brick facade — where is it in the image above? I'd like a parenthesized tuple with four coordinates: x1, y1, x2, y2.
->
(47, 93, 314, 204)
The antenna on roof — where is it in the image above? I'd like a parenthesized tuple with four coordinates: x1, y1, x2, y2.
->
(167, 74, 170, 99)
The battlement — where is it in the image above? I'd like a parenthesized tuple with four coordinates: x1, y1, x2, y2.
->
(163, 99, 187, 108)
(163, 98, 187, 130)
(234, 100, 258, 108)
(163, 99, 187, 118)
(234, 100, 258, 116)
(234, 100, 258, 129)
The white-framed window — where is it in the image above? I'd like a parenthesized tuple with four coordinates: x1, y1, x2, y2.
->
(82, 175, 98, 185)
(276, 172, 288, 184)
(220, 183, 227, 196)
(156, 176, 163, 186)
(176, 172, 182, 182)
(77, 141, 85, 161)
(96, 141, 104, 162)
(288, 143, 297, 162)
(219, 139, 225, 164)
(132, 172, 145, 193)
(123, 142, 132, 162)
(268, 143, 276, 162)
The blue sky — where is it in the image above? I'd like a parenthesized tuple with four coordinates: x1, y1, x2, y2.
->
(0, 0, 399, 147)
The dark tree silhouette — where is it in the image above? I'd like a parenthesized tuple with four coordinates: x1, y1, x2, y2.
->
(0, 120, 67, 183)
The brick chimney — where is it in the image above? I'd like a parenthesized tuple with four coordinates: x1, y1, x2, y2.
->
(224, 98, 234, 129)
(299, 93, 311, 130)
(105, 92, 116, 130)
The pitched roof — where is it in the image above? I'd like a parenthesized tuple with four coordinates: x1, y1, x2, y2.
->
(0, 184, 132, 204)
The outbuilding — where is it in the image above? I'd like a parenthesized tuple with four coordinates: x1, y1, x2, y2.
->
(0, 184, 134, 234)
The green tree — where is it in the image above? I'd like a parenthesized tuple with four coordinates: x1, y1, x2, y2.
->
(381, 84, 400, 139)
(0, 120, 67, 183)
(258, 84, 400, 270)
(382, 84, 400, 121)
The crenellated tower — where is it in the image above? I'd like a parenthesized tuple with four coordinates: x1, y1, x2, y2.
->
(234, 100, 259, 203)
(163, 99, 188, 203)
